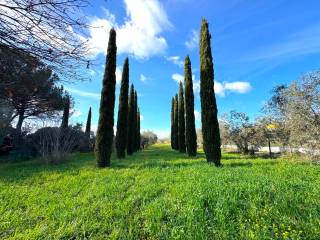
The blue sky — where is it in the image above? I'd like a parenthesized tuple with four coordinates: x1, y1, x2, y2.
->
(65, 0, 320, 138)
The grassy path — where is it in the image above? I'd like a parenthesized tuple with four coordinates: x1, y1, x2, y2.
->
(0, 144, 319, 239)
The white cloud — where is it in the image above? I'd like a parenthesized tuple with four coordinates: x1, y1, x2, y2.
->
(224, 81, 252, 93)
(116, 66, 122, 84)
(185, 30, 199, 50)
(166, 56, 183, 67)
(86, 0, 171, 59)
(140, 74, 150, 82)
(194, 110, 201, 121)
(172, 73, 184, 83)
(140, 114, 144, 121)
(65, 87, 100, 100)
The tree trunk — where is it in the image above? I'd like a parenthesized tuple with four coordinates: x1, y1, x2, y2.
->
(15, 109, 25, 133)
(268, 139, 272, 158)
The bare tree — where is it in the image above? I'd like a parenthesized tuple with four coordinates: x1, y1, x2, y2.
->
(0, 0, 91, 79)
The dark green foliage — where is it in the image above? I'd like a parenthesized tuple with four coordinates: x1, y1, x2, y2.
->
(116, 58, 129, 159)
(85, 107, 92, 138)
(184, 56, 197, 156)
(133, 91, 138, 152)
(178, 82, 186, 153)
(60, 95, 70, 129)
(199, 19, 221, 166)
(136, 107, 141, 151)
(95, 28, 117, 168)
(127, 84, 135, 155)
(170, 97, 175, 149)
(173, 94, 179, 150)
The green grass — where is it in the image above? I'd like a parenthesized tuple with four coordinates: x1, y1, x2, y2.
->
(0, 144, 319, 239)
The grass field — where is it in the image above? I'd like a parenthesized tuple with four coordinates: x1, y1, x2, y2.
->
(0, 144, 319, 239)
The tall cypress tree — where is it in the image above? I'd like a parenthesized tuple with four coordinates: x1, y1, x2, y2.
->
(133, 90, 138, 152)
(95, 28, 117, 168)
(127, 84, 135, 155)
(85, 107, 92, 138)
(170, 97, 175, 149)
(174, 94, 179, 150)
(184, 56, 197, 156)
(199, 19, 221, 166)
(137, 107, 141, 151)
(115, 57, 129, 159)
(60, 95, 70, 129)
(178, 82, 186, 153)
(84, 107, 92, 151)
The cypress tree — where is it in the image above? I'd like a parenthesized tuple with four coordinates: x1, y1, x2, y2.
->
(170, 97, 175, 149)
(184, 56, 197, 156)
(95, 28, 117, 168)
(174, 94, 179, 150)
(60, 95, 70, 129)
(115, 57, 129, 159)
(178, 82, 186, 153)
(127, 84, 135, 155)
(133, 91, 138, 152)
(199, 19, 221, 166)
(136, 107, 141, 151)
(85, 107, 92, 138)
(84, 107, 92, 151)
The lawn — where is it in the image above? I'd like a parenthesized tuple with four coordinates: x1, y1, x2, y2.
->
(0, 144, 319, 239)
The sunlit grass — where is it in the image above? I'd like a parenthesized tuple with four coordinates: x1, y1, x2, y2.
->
(0, 144, 319, 239)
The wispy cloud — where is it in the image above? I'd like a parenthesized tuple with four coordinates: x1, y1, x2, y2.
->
(194, 110, 201, 121)
(86, 0, 172, 59)
(172, 73, 184, 83)
(185, 29, 199, 50)
(65, 87, 100, 100)
(166, 56, 183, 67)
(140, 74, 151, 82)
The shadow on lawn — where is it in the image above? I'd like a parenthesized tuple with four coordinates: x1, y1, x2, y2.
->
(0, 145, 281, 182)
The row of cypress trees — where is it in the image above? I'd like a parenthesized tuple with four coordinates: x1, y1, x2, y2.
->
(171, 56, 197, 156)
(95, 28, 141, 168)
(171, 19, 221, 166)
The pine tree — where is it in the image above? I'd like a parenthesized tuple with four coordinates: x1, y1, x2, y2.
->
(199, 19, 221, 166)
(127, 84, 135, 155)
(178, 82, 186, 153)
(184, 56, 197, 156)
(60, 95, 70, 129)
(115, 58, 129, 159)
(95, 28, 117, 168)
(133, 90, 138, 152)
(170, 97, 175, 149)
(137, 107, 141, 151)
(84, 107, 92, 151)
(174, 94, 179, 150)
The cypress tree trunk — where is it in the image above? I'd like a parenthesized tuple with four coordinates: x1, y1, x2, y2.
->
(178, 82, 186, 153)
(174, 94, 179, 150)
(60, 95, 70, 129)
(184, 56, 197, 156)
(199, 19, 221, 166)
(137, 107, 141, 151)
(127, 84, 135, 155)
(115, 58, 129, 159)
(95, 28, 117, 168)
(171, 97, 175, 149)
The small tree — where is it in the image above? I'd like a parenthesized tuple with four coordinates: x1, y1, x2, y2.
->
(178, 82, 186, 153)
(95, 28, 117, 168)
(199, 19, 221, 166)
(184, 55, 197, 156)
(115, 58, 129, 159)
